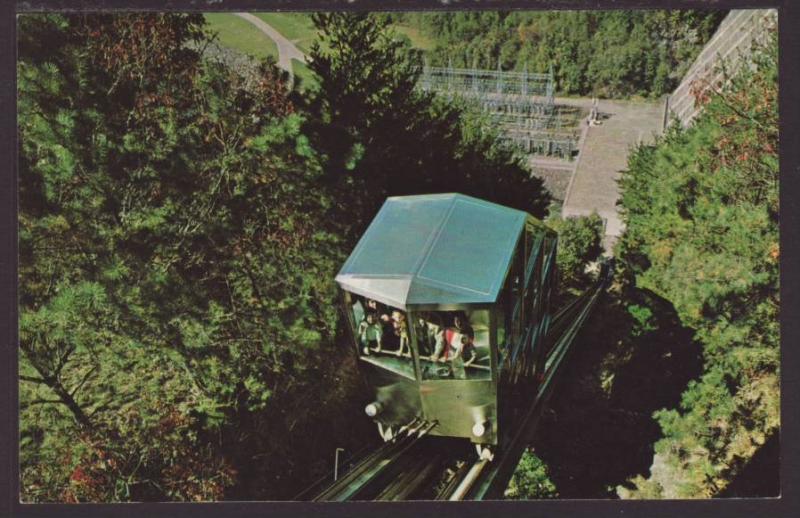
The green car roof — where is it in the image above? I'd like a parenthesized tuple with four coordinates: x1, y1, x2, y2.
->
(336, 193, 530, 310)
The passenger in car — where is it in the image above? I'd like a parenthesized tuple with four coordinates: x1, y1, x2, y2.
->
(453, 313, 474, 340)
(431, 315, 452, 363)
(358, 312, 383, 354)
(367, 300, 396, 350)
(432, 312, 474, 363)
(416, 314, 431, 356)
(392, 310, 410, 357)
(451, 334, 477, 379)
(366, 298, 380, 315)
(416, 313, 444, 358)
(431, 326, 476, 378)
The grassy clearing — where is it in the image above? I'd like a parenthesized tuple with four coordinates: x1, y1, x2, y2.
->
(210, 12, 432, 62)
(255, 12, 320, 54)
(204, 13, 278, 60)
(205, 12, 427, 92)
(253, 13, 432, 53)
(291, 59, 318, 92)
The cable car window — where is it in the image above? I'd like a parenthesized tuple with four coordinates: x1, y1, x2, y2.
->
(496, 305, 507, 365)
(502, 244, 524, 350)
(524, 228, 544, 326)
(524, 223, 536, 287)
(418, 310, 491, 381)
(346, 293, 414, 379)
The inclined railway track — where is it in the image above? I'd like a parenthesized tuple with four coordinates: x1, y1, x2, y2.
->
(312, 420, 438, 501)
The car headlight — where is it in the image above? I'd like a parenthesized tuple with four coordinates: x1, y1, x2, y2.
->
(365, 402, 382, 417)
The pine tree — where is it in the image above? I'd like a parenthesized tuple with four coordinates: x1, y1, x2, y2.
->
(616, 28, 778, 498)
(305, 12, 550, 239)
(18, 13, 345, 501)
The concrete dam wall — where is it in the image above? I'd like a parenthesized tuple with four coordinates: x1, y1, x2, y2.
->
(667, 9, 777, 129)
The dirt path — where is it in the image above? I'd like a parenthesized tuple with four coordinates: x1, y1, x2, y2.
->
(561, 98, 665, 254)
(234, 13, 307, 75)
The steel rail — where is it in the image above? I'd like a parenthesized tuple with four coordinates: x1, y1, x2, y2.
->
(434, 460, 472, 500)
(345, 421, 439, 501)
(312, 432, 415, 501)
(375, 451, 444, 500)
(293, 441, 377, 500)
(448, 458, 491, 500)
(313, 421, 437, 501)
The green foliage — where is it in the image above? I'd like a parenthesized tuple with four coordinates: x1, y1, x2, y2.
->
(18, 12, 351, 502)
(204, 13, 278, 60)
(506, 449, 558, 499)
(548, 213, 604, 290)
(397, 10, 725, 98)
(305, 12, 550, 238)
(615, 29, 778, 498)
(627, 304, 656, 336)
(18, 10, 555, 503)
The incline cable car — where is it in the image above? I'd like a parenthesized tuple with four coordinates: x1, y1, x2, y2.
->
(336, 193, 557, 456)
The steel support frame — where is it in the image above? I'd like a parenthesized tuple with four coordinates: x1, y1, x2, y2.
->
(420, 65, 578, 158)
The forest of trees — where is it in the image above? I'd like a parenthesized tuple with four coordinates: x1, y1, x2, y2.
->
(386, 10, 726, 98)
(615, 28, 779, 498)
(491, 21, 778, 501)
(17, 12, 549, 501)
(17, 9, 778, 503)
(514, 26, 778, 500)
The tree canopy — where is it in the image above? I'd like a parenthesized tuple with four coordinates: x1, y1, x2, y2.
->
(18, 12, 551, 501)
(305, 12, 550, 239)
(387, 10, 725, 98)
(507, 23, 778, 501)
(19, 12, 349, 501)
(547, 213, 604, 291)
(17, 10, 777, 503)
(615, 29, 779, 498)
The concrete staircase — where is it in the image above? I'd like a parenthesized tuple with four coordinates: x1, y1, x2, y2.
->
(561, 99, 664, 254)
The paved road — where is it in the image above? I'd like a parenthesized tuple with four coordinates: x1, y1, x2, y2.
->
(561, 98, 665, 254)
(234, 13, 307, 76)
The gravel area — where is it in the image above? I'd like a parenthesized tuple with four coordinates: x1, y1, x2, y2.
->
(530, 164, 573, 204)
